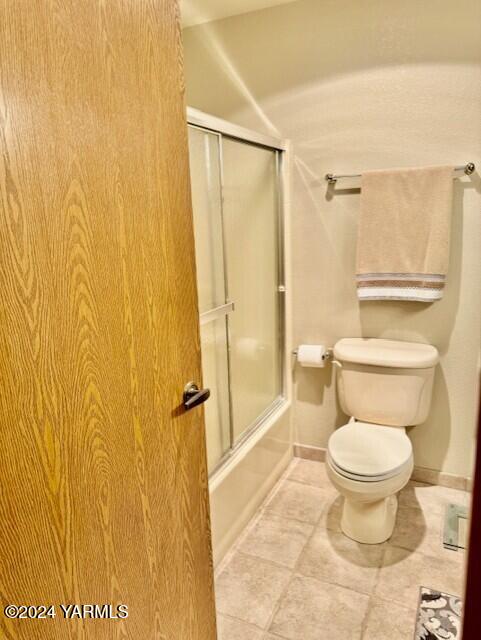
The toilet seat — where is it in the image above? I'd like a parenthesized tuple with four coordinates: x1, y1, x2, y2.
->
(327, 421, 413, 483)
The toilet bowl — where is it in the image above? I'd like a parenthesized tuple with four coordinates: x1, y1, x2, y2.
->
(326, 421, 414, 543)
(325, 338, 439, 544)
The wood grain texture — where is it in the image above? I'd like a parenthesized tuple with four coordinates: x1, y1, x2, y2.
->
(462, 387, 480, 640)
(0, 1, 217, 638)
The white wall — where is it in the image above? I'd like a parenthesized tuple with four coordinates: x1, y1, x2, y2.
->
(183, 0, 481, 478)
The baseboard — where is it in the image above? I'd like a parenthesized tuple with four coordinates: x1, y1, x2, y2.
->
(293, 443, 326, 462)
(411, 466, 470, 492)
(293, 442, 470, 491)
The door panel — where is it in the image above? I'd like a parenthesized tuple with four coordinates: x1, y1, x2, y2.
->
(188, 127, 232, 472)
(199, 319, 231, 471)
(0, 2, 216, 639)
(187, 122, 283, 470)
(221, 139, 281, 442)
(188, 127, 226, 314)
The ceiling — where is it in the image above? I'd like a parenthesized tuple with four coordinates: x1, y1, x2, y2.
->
(181, 0, 295, 28)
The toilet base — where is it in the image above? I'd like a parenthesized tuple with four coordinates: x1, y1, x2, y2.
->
(341, 494, 398, 544)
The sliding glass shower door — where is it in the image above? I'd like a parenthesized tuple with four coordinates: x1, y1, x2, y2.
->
(221, 138, 281, 443)
(188, 127, 232, 472)
(188, 122, 284, 474)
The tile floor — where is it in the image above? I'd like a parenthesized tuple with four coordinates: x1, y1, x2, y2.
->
(215, 458, 469, 640)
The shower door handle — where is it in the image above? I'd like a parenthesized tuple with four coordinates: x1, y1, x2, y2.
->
(183, 382, 211, 411)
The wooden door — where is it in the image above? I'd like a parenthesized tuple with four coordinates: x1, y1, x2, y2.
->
(0, 1, 217, 638)
(462, 389, 480, 639)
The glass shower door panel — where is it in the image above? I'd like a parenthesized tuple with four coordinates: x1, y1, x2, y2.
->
(199, 319, 231, 473)
(222, 138, 281, 443)
(188, 126, 231, 472)
(188, 127, 226, 314)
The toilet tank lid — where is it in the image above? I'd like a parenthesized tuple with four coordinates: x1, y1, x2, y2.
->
(334, 338, 439, 369)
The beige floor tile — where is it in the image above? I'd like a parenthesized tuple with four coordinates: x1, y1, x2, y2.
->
(215, 552, 292, 629)
(317, 495, 344, 532)
(391, 506, 465, 562)
(216, 473, 468, 638)
(297, 529, 384, 594)
(286, 459, 333, 489)
(216, 614, 264, 640)
(374, 546, 465, 610)
(238, 514, 314, 569)
(391, 506, 441, 555)
(269, 574, 369, 640)
(398, 481, 469, 516)
(362, 597, 417, 640)
(264, 480, 331, 524)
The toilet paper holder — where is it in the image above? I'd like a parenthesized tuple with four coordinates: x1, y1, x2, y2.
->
(292, 347, 334, 362)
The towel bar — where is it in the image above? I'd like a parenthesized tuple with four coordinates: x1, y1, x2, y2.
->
(325, 162, 475, 184)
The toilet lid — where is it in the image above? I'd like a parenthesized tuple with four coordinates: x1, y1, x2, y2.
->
(328, 422, 412, 479)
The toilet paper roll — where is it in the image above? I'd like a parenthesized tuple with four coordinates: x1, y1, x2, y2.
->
(297, 344, 326, 368)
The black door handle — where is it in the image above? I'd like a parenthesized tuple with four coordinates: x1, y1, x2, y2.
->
(183, 382, 211, 411)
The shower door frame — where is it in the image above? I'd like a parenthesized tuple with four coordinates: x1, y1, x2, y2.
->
(187, 107, 290, 476)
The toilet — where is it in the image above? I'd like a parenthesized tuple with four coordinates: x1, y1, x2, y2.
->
(326, 337, 439, 544)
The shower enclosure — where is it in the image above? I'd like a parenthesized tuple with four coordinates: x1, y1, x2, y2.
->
(187, 109, 286, 474)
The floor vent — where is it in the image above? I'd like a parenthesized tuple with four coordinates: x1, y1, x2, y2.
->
(443, 504, 469, 551)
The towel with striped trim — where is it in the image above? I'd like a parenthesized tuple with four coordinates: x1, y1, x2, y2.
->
(356, 273, 446, 302)
(356, 165, 454, 302)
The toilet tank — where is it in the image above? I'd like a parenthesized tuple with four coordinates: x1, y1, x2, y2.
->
(334, 338, 439, 427)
